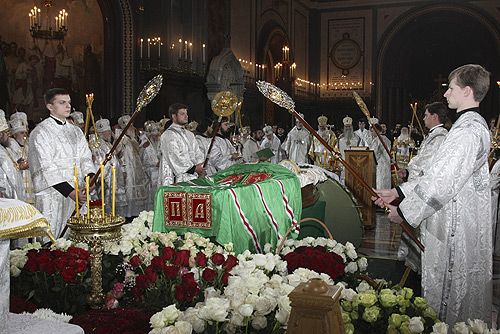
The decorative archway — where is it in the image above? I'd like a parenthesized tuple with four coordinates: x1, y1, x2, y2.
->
(376, 3, 500, 126)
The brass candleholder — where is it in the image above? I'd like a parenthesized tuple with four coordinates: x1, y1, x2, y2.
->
(67, 207, 125, 309)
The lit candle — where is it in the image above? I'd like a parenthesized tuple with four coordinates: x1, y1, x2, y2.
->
(178, 39, 182, 58)
(29, 13, 32, 28)
(184, 41, 187, 59)
(65, 12, 68, 27)
(55, 16, 58, 30)
(202, 44, 206, 63)
(74, 164, 80, 218)
(86, 175, 90, 221)
(140, 38, 143, 59)
(158, 37, 161, 58)
(100, 163, 105, 218)
(189, 42, 193, 61)
(147, 38, 151, 59)
(111, 165, 116, 217)
(37, 8, 40, 25)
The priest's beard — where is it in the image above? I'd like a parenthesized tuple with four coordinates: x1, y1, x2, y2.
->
(220, 128, 231, 139)
(318, 129, 329, 141)
(344, 127, 354, 146)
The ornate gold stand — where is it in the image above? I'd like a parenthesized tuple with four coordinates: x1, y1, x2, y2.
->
(67, 208, 125, 309)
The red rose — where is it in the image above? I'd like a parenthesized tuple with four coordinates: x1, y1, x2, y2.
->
(174, 284, 186, 302)
(194, 252, 208, 267)
(161, 247, 175, 261)
(129, 255, 142, 267)
(135, 274, 148, 289)
(181, 272, 196, 285)
(223, 255, 238, 271)
(221, 271, 230, 285)
(24, 257, 39, 272)
(163, 265, 179, 280)
(74, 259, 88, 273)
(61, 268, 77, 283)
(144, 267, 157, 283)
(38, 254, 55, 274)
(211, 253, 225, 266)
(150, 256, 165, 272)
(173, 250, 190, 267)
(202, 268, 217, 282)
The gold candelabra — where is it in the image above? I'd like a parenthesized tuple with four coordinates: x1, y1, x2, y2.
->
(67, 207, 125, 309)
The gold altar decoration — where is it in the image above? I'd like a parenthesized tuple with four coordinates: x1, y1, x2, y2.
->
(203, 90, 238, 168)
(287, 278, 344, 333)
(67, 208, 125, 309)
(211, 91, 239, 117)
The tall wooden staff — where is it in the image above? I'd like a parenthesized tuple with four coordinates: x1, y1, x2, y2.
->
(256, 81, 424, 252)
(203, 91, 238, 168)
(352, 92, 399, 186)
(410, 103, 425, 136)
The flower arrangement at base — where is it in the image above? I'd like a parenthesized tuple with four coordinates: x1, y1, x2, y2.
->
(340, 282, 441, 334)
(278, 236, 368, 285)
(11, 242, 91, 314)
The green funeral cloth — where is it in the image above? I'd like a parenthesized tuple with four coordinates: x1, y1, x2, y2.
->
(152, 163, 302, 254)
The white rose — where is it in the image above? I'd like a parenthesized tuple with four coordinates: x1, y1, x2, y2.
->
(10, 265, 21, 277)
(357, 257, 368, 272)
(224, 243, 234, 253)
(171, 321, 192, 334)
(251, 315, 268, 330)
(198, 297, 230, 322)
(263, 243, 273, 253)
(229, 313, 245, 326)
(238, 304, 254, 317)
(150, 312, 166, 329)
(345, 262, 358, 273)
(356, 281, 372, 293)
(253, 254, 267, 267)
(178, 308, 206, 333)
(468, 319, 488, 334)
(161, 305, 181, 325)
(341, 288, 357, 301)
(452, 322, 469, 334)
(431, 322, 449, 334)
(345, 242, 357, 259)
(409, 317, 424, 333)
(312, 238, 328, 247)
(254, 296, 277, 315)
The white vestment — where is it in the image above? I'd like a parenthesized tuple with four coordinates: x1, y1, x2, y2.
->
(242, 138, 260, 163)
(406, 126, 448, 182)
(354, 128, 370, 146)
(116, 135, 148, 217)
(491, 160, 500, 257)
(368, 134, 392, 189)
(397, 125, 448, 272)
(6, 138, 34, 204)
(260, 134, 282, 164)
(208, 136, 236, 174)
(28, 117, 95, 238)
(399, 111, 492, 324)
(159, 123, 204, 184)
(0, 145, 22, 199)
(284, 126, 310, 164)
(141, 139, 160, 209)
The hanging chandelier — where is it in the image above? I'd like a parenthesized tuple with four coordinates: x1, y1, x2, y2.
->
(28, 0, 68, 40)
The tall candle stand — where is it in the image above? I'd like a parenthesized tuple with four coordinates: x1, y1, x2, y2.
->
(67, 205, 125, 309)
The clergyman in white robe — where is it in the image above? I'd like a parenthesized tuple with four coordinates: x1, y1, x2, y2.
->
(29, 116, 95, 238)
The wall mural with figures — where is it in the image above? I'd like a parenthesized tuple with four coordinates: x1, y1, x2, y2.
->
(0, 0, 103, 122)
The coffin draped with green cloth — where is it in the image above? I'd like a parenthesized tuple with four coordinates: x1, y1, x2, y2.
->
(153, 163, 302, 254)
